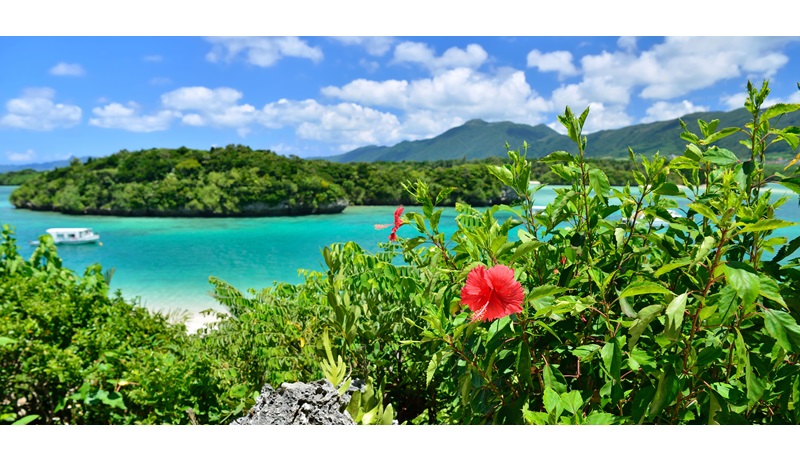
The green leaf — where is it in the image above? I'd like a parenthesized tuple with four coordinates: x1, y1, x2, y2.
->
(771, 235, 800, 263)
(426, 351, 443, 388)
(628, 304, 665, 350)
(619, 297, 637, 318)
(648, 369, 679, 419)
(619, 281, 673, 299)
(0, 336, 17, 347)
(487, 165, 514, 187)
(761, 308, 800, 353)
(560, 391, 583, 415)
(723, 262, 760, 307)
(543, 364, 567, 394)
(12, 415, 39, 425)
(539, 150, 575, 163)
(543, 387, 562, 416)
(589, 168, 611, 198)
(762, 102, 800, 121)
(701, 147, 739, 166)
(758, 275, 787, 309)
(653, 258, 692, 278)
(738, 219, 797, 234)
(586, 412, 617, 425)
(601, 339, 621, 383)
(662, 292, 688, 341)
(688, 202, 718, 224)
(509, 240, 544, 262)
(526, 284, 566, 301)
(572, 344, 601, 362)
(655, 182, 684, 196)
(699, 127, 740, 145)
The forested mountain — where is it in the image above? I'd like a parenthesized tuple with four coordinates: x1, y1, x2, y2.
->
(328, 107, 800, 162)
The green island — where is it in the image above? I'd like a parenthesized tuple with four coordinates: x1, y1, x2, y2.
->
(8, 144, 664, 216)
(3, 81, 800, 426)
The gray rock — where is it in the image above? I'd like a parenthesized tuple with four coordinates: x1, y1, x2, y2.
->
(231, 379, 365, 425)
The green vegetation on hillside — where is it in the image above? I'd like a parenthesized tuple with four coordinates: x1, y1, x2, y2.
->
(331, 107, 800, 163)
(10, 144, 659, 217)
(0, 169, 38, 185)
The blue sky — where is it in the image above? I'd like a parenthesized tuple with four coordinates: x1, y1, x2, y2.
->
(2, 6, 800, 165)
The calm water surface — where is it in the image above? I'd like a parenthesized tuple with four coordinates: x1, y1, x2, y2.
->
(2, 185, 798, 315)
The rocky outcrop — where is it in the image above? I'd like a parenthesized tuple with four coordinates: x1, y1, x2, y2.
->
(231, 379, 365, 425)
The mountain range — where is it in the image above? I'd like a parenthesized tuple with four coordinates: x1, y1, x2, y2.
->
(326, 107, 800, 163)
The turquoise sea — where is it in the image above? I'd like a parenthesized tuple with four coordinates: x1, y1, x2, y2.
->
(2, 185, 799, 316)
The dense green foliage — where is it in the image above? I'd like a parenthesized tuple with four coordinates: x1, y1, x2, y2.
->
(331, 107, 800, 163)
(0, 227, 258, 425)
(0, 169, 38, 186)
(3, 80, 800, 426)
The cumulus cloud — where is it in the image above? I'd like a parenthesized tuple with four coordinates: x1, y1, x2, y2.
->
(5, 149, 36, 162)
(89, 102, 177, 132)
(323, 67, 550, 127)
(331, 37, 395, 56)
(578, 37, 798, 101)
(0, 88, 81, 131)
(49, 62, 85, 76)
(392, 41, 488, 73)
(205, 37, 323, 67)
(260, 99, 403, 150)
(526, 50, 578, 78)
(161, 86, 258, 132)
(642, 100, 709, 123)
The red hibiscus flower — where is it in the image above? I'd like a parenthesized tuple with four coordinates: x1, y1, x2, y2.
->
(461, 264, 525, 321)
(389, 205, 404, 241)
(374, 206, 405, 240)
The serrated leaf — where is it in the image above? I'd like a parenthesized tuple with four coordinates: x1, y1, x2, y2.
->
(426, 352, 442, 388)
(762, 102, 800, 121)
(543, 387, 562, 416)
(560, 391, 583, 415)
(701, 147, 739, 166)
(589, 168, 611, 199)
(699, 127, 740, 145)
(761, 308, 800, 353)
(723, 262, 760, 307)
(758, 275, 787, 309)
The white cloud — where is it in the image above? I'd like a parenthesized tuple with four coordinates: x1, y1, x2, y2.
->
(260, 99, 402, 150)
(579, 37, 798, 101)
(642, 100, 709, 123)
(331, 37, 394, 56)
(526, 50, 578, 78)
(49, 62, 85, 76)
(617, 36, 637, 52)
(89, 102, 177, 132)
(5, 149, 36, 162)
(323, 67, 550, 127)
(205, 37, 323, 67)
(162, 87, 259, 130)
(392, 41, 488, 73)
(161, 86, 243, 111)
(0, 88, 81, 131)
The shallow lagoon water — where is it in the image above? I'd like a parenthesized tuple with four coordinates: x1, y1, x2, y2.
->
(2, 184, 798, 316)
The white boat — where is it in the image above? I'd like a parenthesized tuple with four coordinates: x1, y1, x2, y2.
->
(31, 228, 101, 245)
